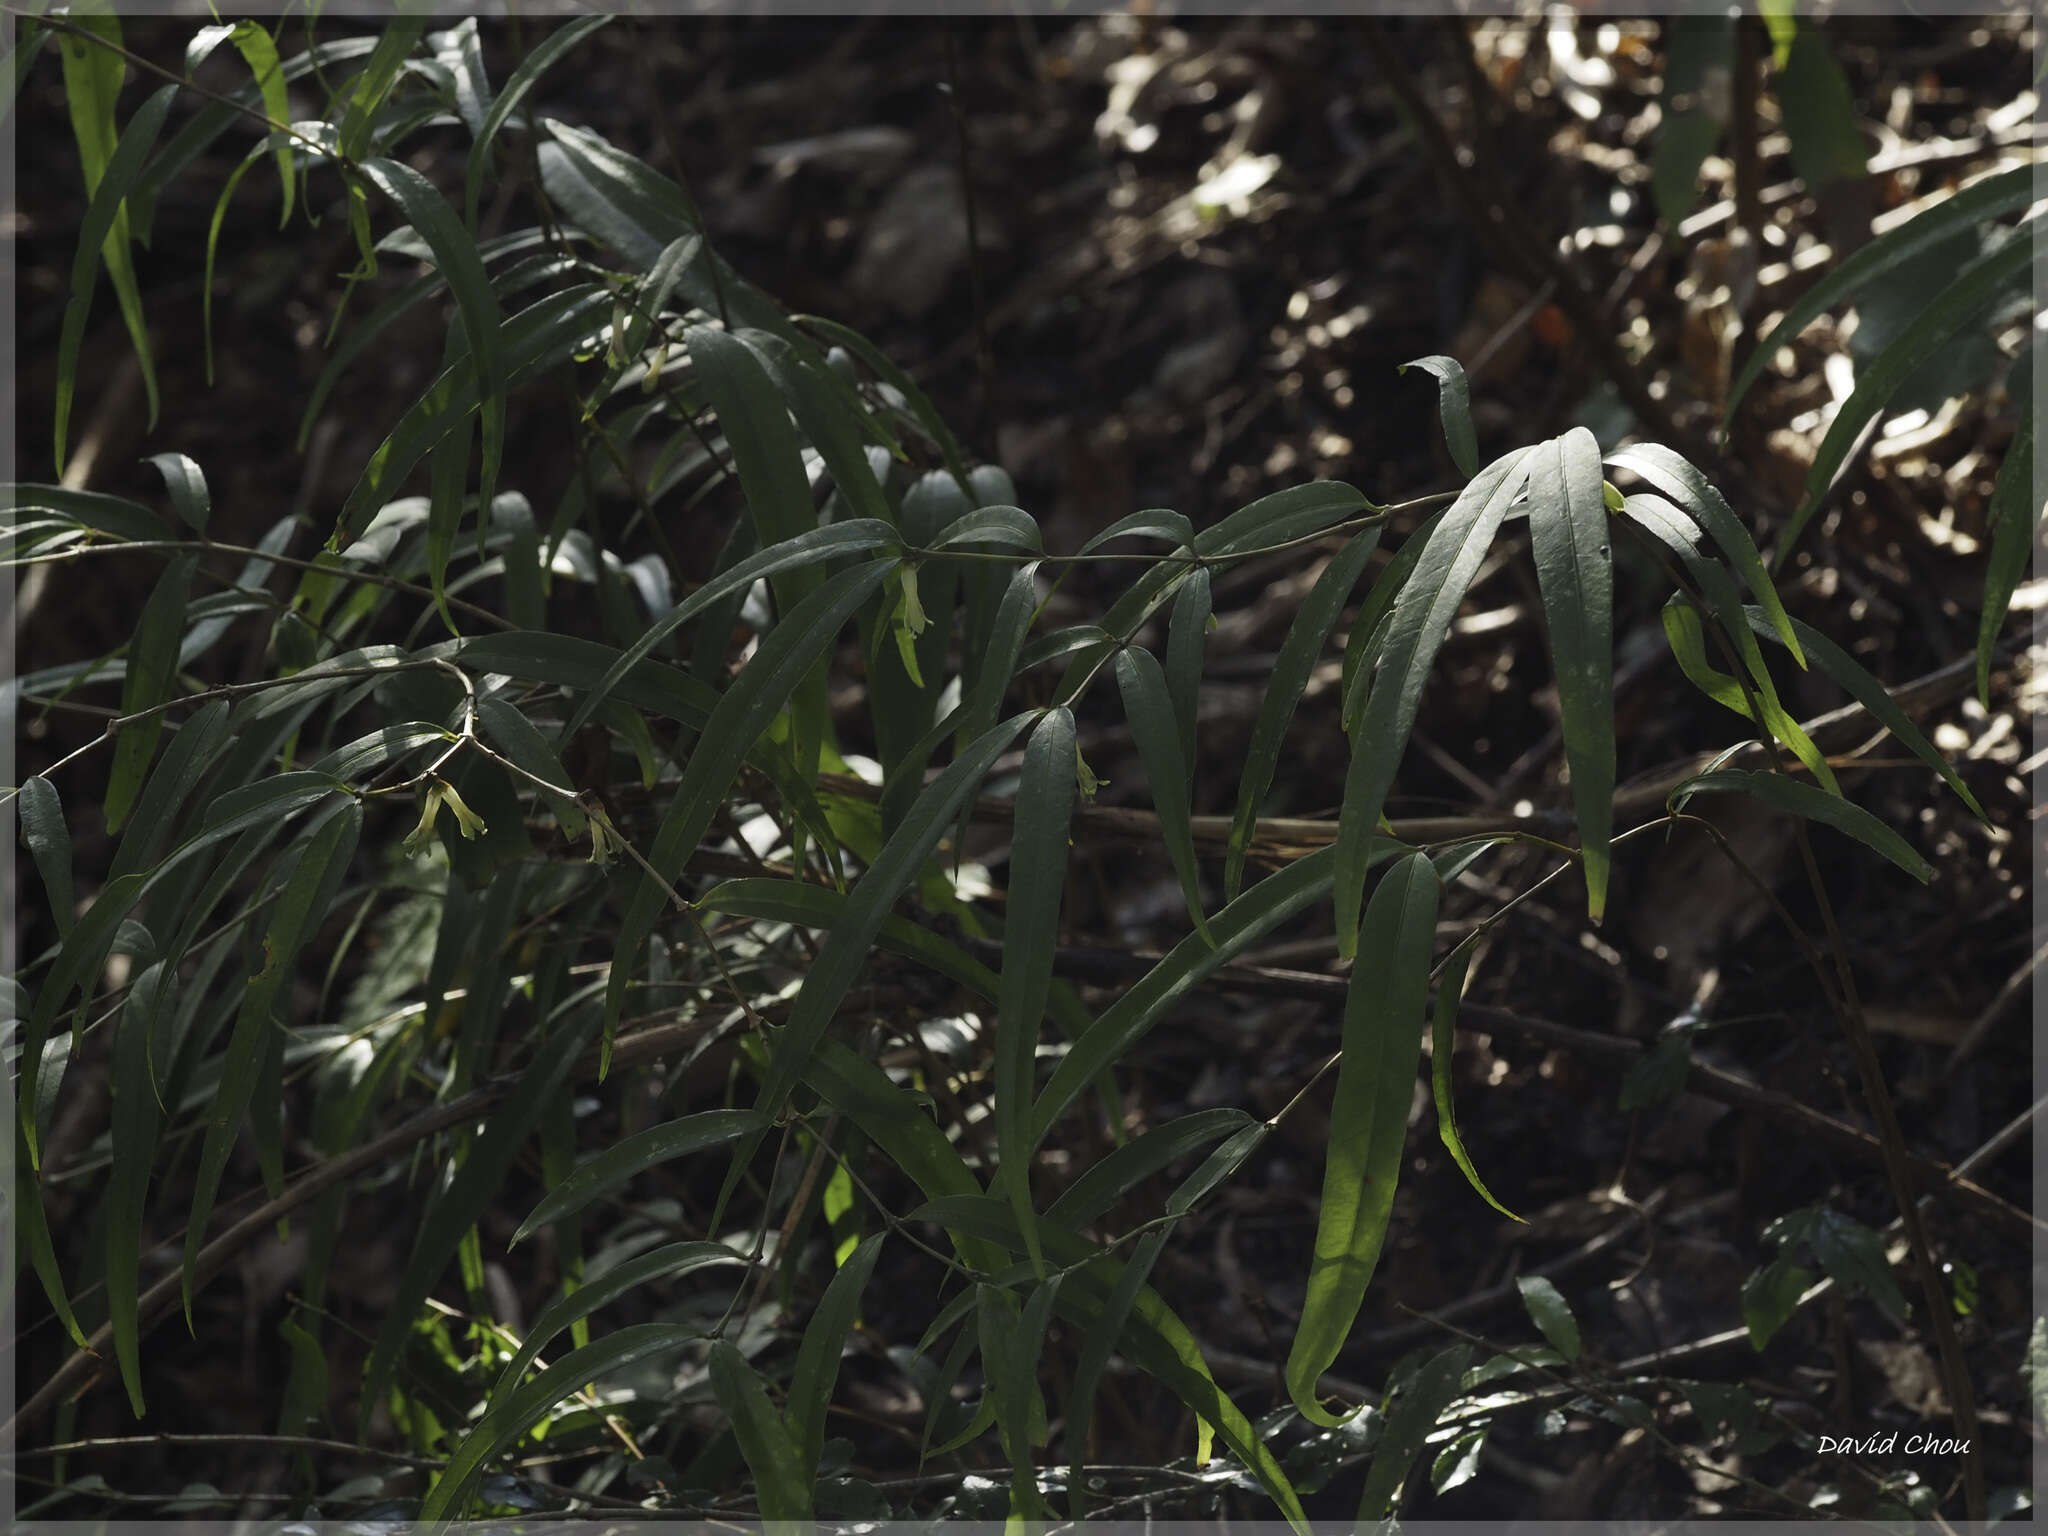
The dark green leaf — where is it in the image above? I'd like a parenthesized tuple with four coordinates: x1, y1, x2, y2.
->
(1358, 1343, 1471, 1520)
(1672, 769, 1932, 881)
(1430, 946, 1519, 1221)
(558, 522, 898, 743)
(54, 80, 174, 476)
(1777, 27, 1867, 192)
(360, 157, 506, 518)
(463, 16, 610, 228)
(1739, 605, 1986, 820)
(1782, 228, 2033, 562)
(1806, 1208, 1910, 1326)
(1526, 430, 1615, 921)
(1605, 442, 1804, 663)
(1035, 843, 1371, 1152)
(1977, 403, 2038, 706)
(998, 708, 1077, 1273)
(106, 554, 194, 833)
(185, 799, 362, 1318)
(1337, 450, 1529, 956)
(1729, 166, 2035, 419)
(423, 1324, 698, 1521)
(756, 711, 1034, 1119)
(513, 1109, 768, 1241)
(145, 453, 210, 535)
(1516, 1276, 1582, 1361)
(1226, 527, 1380, 900)
(1742, 1254, 1811, 1349)
(108, 958, 177, 1416)
(1117, 648, 1214, 942)
(19, 776, 73, 937)
(360, 1011, 597, 1439)
(787, 1234, 887, 1475)
(709, 1340, 814, 1520)
(605, 559, 896, 1053)
(1400, 355, 1478, 478)
(1288, 852, 1439, 1424)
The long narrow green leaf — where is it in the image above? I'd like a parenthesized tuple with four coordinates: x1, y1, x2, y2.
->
(107, 958, 178, 1417)
(786, 1232, 887, 1474)
(463, 15, 609, 228)
(1165, 565, 1212, 781)
(424, 327, 472, 636)
(1342, 506, 1448, 733)
(512, 1109, 768, 1240)
(360, 1011, 597, 1439)
(1783, 229, 2034, 562)
(1976, 409, 2038, 707)
(1671, 769, 1933, 881)
(709, 1340, 814, 1520)
(1336, 449, 1530, 957)
(360, 157, 505, 519)
(474, 695, 585, 839)
(335, 16, 424, 163)
(333, 285, 609, 547)
(1045, 1109, 1252, 1229)
(559, 521, 898, 744)
(422, 1324, 697, 1523)
(1065, 1119, 1266, 1514)
(19, 1118, 87, 1348)
(1730, 166, 2037, 418)
(757, 711, 1034, 1119)
(910, 1193, 1309, 1531)
(796, 313, 972, 486)
(1400, 355, 1478, 478)
(1429, 946, 1519, 1221)
(1357, 1343, 1472, 1520)
(1662, 595, 1837, 794)
(978, 1282, 1053, 1520)
(53, 81, 173, 477)
(1078, 508, 1196, 552)
(1034, 842, 1400, 1151)
(182, 801, 361, 1313)
(493, 1243, 739, 1402)
(738, 326, 899, 526)
(1117, 648, 1214, 943)
(604, 559, 895, 1055)
(145, 453, 211, 535)
(998, 708, 1077, 1274)
(1226, 527, 1380, 900)
(1286, 851, 1439, 1426)
(106, 554, 194, 833)
(1059, 482, 1371, 704)
(453, 629, 719, 730)
(1525, 430, 1615, 921)
(1604, 442, 1804, 660)
(300, 229, 553, 448)
(19, 776, 73, 938)
(186, 21, 294, 224)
